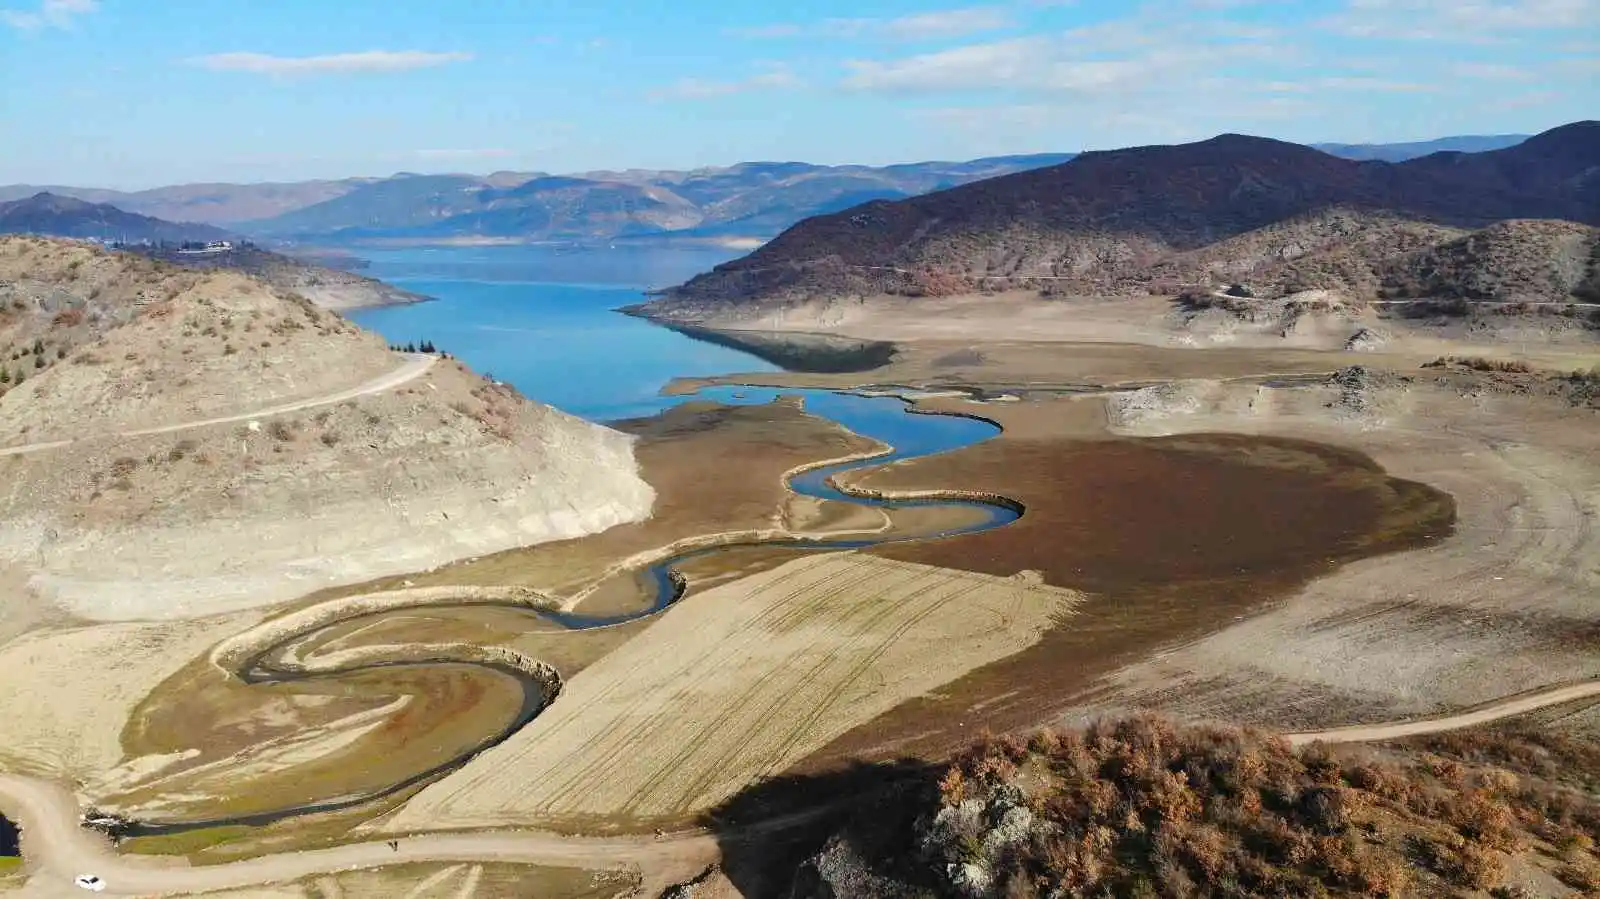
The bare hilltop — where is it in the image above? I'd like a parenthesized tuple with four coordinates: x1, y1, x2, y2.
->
(643, 121, 1600, 316)
(0, 236, 654, 621)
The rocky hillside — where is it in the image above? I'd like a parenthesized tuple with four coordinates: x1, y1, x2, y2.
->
(0, 236, 654, 619)
(643, 121, 1599, 318)
(0, 193, 231, 244)
(0, 193, 425, 309)
(1379, 220, 1600, 305)
(747, 717, 1600, 899)
(121, 242, 429, 310)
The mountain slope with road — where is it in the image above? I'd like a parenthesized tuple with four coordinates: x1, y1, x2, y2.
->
(0, 236, 654, 619)
(0, 196, 427, 311)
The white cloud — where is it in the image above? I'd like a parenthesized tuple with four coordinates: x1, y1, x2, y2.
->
(1, 0, 97, 31)
(728, 6, 1012, 41)
(188, 50, 474, 76)
(842, 36, 1179, 93)
(1314, 75, 1439, 91)
(1319, 0, 1599, 40)
(882, 7, 1016, 39)
(1451, 61, 1534, 79)
(651, 66, 804, 99)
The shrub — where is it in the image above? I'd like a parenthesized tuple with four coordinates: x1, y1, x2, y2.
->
(1557, 860, 1600, 891)
(267, 420, 296, 442)
(1425, 355, 1534, 374)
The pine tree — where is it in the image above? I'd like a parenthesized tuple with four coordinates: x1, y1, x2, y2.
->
(0, 368, 10, 384)
(31, 338, 43, 355)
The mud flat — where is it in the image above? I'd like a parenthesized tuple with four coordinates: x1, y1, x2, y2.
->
(784, 393, 1453, 766)
(1073, 376, 1600, 731)
(370, 399, 884, 614)
(163, 862, 640, 899)
(0, 398, 875, 802)
(384, 552, 1081, 832)
(665, 291, 1600, 363)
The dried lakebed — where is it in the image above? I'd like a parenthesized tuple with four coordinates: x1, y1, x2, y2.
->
(101, 389, 1021, 834)
(99, 386, 1456, 840)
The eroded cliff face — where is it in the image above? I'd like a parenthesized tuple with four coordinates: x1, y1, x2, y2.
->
(0, 236, 654, 620)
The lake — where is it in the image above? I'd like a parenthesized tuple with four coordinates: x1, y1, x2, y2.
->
(348, 245, 782, 421)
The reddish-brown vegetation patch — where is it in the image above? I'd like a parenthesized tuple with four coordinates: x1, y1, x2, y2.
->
(758, 718, 1599, 899)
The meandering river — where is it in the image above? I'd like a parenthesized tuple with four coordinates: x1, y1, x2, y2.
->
(114, 248, 1025, 836)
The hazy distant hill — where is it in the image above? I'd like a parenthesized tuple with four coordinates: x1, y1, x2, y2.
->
(0, 180, 374, 226)
(242, 174, 494, 237)
(237, 155, 1081, 243)
(0, 192, 232, 243)
(641, 121, 1599, 315)
(1312, 134, 1529, 162)
(0, 133, 1541, 244)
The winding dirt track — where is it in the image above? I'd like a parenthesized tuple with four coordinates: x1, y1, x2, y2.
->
(0, 353, 437, 458)
(3, 679, 1596, 896)
(1282, 680, 1600, 746)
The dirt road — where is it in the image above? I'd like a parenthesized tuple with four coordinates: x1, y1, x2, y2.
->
(0, 354, 437, 458)
(0, 773, 716, 897)
(1283, 680, 1600, 746)
(4, 678, 1597, 896)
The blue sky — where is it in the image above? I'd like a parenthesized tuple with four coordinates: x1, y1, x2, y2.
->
(1, 0, 1595, 188)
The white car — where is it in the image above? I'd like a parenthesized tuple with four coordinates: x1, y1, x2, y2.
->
(75, 874, 106, 892)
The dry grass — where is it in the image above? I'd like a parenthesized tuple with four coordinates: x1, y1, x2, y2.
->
(1423, 355, 1535, 373)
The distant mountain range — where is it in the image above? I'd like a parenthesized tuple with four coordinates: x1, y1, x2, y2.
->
(0, 192, 231, 243)
(0, 133, 1535, 246)
(0, 180, 371, 227)
(0, 156, 1077, 243)
(229, 156, 1084, 243)
(1310, 134, 1530, 162)
(638, 121, 1598, 316)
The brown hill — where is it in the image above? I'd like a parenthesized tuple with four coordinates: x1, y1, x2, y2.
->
(0, 192, 231, 244)
(1379, 219, 1600, 305)
(0, 236, 654, 620)
(122, 242, 429, 310)
(1401, 121, 1600, 209)
(645, 122, 1599, 317)
(740, 717, 1600, 899)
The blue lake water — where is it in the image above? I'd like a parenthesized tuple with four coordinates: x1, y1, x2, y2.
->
(348, 245, 782, 421)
